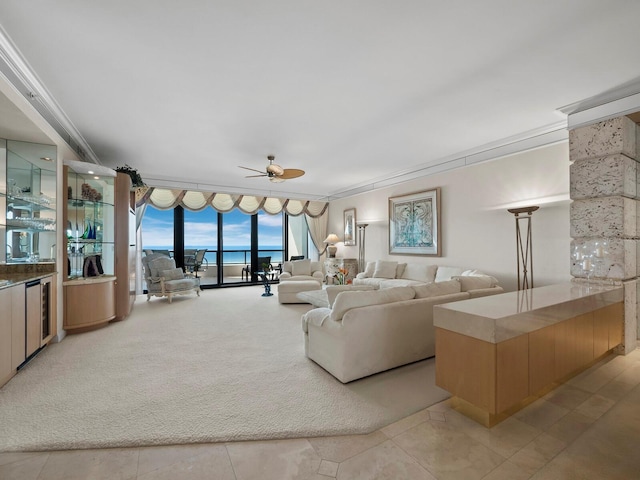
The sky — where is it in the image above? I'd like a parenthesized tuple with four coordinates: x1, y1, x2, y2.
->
(141, 206, 284, 248)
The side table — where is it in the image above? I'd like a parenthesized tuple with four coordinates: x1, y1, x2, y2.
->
(255, 271, 273, 297)
(324, 258, 358, 285)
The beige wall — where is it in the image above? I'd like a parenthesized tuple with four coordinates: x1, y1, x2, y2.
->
(327, 142, 572, 292)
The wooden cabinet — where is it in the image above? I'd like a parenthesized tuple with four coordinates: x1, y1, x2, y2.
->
(0, 287, 14, 385)
(64, 276, 116, 331)
(10, 285, 25, 370)
(0, 275, 54, 388)
(63, 161, 116, 332)
(114, 172, 135, 321)
(436, 302, 624, 427)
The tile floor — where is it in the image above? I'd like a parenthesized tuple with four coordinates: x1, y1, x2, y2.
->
(1, 348, 639, 480)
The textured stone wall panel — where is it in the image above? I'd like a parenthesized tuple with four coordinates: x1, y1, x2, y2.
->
(570, 154, 637, 200)
(570, 238, 636, 280)
(569, 116, 637, 162)
(623, 279, 638, 353)
(570, 196, 636, 238)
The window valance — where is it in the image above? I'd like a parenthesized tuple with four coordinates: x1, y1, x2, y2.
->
(134, 187, 328, 217)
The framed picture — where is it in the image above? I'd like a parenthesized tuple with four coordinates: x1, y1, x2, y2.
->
(343, 208, 356, 246)
(389, 188, 441, 256)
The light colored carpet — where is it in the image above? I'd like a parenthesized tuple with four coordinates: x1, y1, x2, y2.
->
(0, 286, 449, 452)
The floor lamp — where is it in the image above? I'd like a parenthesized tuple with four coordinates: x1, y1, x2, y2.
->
(507, 206, 539, 291)
(357, 223, 368, 272)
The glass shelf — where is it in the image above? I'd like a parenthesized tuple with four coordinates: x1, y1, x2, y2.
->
(64, 160, 116, 278)
(2, 139, 57, 264)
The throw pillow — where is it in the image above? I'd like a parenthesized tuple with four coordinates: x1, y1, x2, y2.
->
(412, 279, 461, 298)
(461, 269, 483, 276)
(401, 264, 438, 283)
(453, 275, 498, 291)
(363, 261, 376, 278)
(373, 260, 398, 278)
(148, 256, 175, 278)
(395, 263, 407, 278)
(292, 259, 312, 276)
(161, 268, 184, 280)
(330, 286, 416, 321)
(434, 266, 465, 282)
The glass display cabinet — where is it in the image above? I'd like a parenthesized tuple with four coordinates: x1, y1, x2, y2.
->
(64, 160, 115, 278)
(1, 139, 57, 264)
(63, 159, 117, 332)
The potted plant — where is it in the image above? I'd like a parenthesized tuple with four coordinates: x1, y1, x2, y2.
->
(115, 164, 146, 188)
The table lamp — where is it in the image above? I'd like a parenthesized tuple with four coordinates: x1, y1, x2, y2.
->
(324, 233, 340, 258)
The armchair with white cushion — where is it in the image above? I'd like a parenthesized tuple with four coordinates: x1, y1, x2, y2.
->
(278, 259, 324, 284)
(142, 253, 200, 303)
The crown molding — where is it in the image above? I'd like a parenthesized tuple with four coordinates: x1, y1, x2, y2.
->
(326, 121, 568, 201)
(0, 25, 101, 164)
(558, 78, 640, 129)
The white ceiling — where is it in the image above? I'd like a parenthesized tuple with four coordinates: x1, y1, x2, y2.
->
(1, 1, 639, 200)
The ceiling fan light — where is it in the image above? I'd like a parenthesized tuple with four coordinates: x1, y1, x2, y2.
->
(269, 176, 285, 183)
(266, 164, 284, 175)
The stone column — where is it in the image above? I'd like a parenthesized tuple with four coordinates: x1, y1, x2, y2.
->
(569, 116, 638, 353)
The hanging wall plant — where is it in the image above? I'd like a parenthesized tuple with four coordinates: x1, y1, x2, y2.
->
(115, 164, 146, 187)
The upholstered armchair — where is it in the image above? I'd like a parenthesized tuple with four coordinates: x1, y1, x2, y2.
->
(279, 259, 324, 283)
(142, 253, 200, 303)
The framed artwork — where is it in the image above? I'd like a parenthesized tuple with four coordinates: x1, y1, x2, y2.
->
(389, 188, 441, 256)
(343, 208, 356, 246)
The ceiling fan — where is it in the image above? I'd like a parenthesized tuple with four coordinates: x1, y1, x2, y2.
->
(239, 155, 305, 183)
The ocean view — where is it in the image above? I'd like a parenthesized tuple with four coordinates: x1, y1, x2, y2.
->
(144, 246, 284, 264)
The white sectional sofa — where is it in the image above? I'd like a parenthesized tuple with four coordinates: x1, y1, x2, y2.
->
(302, 264, 503, 383)
(353, 260, 491, 289)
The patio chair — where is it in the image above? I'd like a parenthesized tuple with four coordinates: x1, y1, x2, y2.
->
(242, 256, 273, 281)
(185, 249, 208, 277)
(142, 252, 200, 303)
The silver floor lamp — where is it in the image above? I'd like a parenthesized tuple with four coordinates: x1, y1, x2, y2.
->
(357, 223, 368, 272)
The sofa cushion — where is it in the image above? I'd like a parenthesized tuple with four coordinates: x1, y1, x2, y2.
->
(330, 286, 416, 321)
(352, 277, 387, 287)
(326, 284, 377, 307)
(395, 263, 407, 278)
(363, 261, 375, 277)
(380, 279, 427, 288)
(401, 264, 437, 283)
(435, 266, 465, 282)
(163, 277, 199, 292)
(373, 260, 398, 278)
(162, 268, 184, 280)
(412, 279, 461, 298)
(453, 275, 498, 291)
(292, 259, 312, 276)
(147, 255, 175, 278)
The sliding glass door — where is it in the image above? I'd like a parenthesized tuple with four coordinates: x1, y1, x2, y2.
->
(140, 205, 300, 288)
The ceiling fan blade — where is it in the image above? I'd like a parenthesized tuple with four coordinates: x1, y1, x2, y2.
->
(279, 168, 305, 179)
(245, 174, 268, 178)
(239, 166, 265, 174)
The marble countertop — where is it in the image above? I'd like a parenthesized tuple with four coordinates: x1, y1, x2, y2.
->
(434, 282, 624, 343)
(0, 272, 56, 290)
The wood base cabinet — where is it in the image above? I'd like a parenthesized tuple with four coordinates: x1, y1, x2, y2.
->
(436, 303, 624, 427)
(63, 276, 116, 332)
(1, 274, 56, 388)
